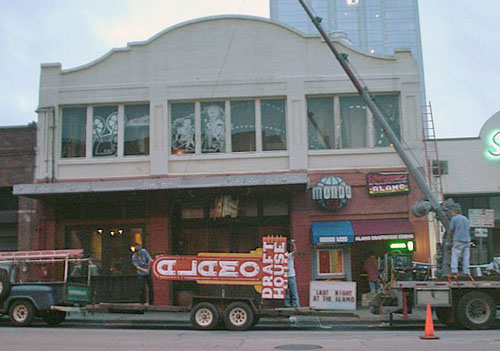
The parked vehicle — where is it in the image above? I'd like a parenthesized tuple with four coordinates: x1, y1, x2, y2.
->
(0, 249, 92, 326)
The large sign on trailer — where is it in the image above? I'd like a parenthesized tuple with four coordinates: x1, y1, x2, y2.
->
(152, 236, 288, 300)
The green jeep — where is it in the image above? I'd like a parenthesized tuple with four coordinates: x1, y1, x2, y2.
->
(0, 249, 91, 327)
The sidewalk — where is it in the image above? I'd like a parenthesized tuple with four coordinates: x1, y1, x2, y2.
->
(64, 306, 427, 326)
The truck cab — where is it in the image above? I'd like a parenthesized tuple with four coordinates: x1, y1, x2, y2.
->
(0, 249, 92, 326)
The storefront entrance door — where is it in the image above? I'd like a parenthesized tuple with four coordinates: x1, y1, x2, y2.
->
(66, 225, 146, 303)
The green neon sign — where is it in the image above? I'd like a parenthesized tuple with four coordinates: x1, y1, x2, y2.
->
(389, 240, 415, 252)
(485, 129, 500, 161)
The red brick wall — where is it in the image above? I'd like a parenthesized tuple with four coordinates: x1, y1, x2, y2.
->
(0, 125, 36, 186)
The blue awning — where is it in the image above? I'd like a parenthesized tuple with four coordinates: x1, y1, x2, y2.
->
(311, 221, 354, 244)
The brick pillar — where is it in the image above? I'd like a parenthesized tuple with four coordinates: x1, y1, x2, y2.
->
(290, 193, 311, 306)
(34, 201, 56, 250)
(146, 193, 171, 306)
(17, 197, 37, 251)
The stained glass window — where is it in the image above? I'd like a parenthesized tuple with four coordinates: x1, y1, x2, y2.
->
(93, 106, 118, 157)
(171, 103, 195, 154)
(201, 101, 225, 153)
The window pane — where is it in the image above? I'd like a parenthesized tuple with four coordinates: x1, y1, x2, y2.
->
(124, 104, 149, 156)
(201, 102, 225, 153)
(307, 97, 335, 150)
(317, 249, 344, 275)
(261, 99, 286, 151)
(171, 103, 195, 154)
(231, 100, 255, 152)
(61, 107, 86, 158)
(93, 106, 118, 157)
(374, 95, 400, 147)
(340, 96, 367, 148)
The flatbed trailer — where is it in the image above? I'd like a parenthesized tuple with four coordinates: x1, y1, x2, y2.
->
(83, 301, 358, 331)
(374, 276, 500, 330)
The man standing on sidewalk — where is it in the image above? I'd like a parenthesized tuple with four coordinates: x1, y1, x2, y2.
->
(132, 243, 154, 305)
(364, 252, 380, 292)
(284, 239, 300, 308)
(449, 207, 471, 275)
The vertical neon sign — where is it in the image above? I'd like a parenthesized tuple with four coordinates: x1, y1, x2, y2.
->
(486, 129, 500, 160)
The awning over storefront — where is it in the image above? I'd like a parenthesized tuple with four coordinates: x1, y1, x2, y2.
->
(13, 172, 308, 197)
(311, 221, 354, 244)
(352, 219, 415, 242)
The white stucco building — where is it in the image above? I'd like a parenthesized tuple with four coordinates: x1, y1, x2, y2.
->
(437, 111, 500, 263)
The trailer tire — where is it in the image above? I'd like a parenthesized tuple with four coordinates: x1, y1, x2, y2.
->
(190, 302, 220, 330)
(9, 300, 36, 327)
(223, 301, 254, 331)
(42, 310, 67, 326)
(456, 291, 496, 330)
(0, 269, 11, 301)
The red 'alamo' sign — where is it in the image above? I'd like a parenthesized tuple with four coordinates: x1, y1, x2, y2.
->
(366, 173, 410, 196)
(151, 236, 289, 300)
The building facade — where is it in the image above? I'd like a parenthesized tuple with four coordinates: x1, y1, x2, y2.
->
(436, 111, 500, 265)
(14, 16, 429, 305)
(270, 0, 426, 108)
(0, 124, 37, 252)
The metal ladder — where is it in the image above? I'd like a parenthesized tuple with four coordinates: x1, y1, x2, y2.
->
(422, 101, 444, 201)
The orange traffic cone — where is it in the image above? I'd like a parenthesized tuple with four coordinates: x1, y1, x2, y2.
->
(420, 303, 439, 340)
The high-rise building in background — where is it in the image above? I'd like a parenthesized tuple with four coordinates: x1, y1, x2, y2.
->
(270, 0, 426, 106)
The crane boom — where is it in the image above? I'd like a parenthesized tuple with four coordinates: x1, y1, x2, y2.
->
(297, 0, 451, 274)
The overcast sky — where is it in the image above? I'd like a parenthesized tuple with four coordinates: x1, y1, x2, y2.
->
(1, 0, 499, 138)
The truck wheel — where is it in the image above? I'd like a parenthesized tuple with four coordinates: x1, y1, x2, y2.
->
(223, 302, 254, 331)
(435, 307, 460, 328)
(0, 269, 11, 301)
(251, 314, 260, 327)
(456, 291, 496, 330)
(9, 300, 36, 327)
(190, 302, 220, 330)
(42, 311, 67, 326)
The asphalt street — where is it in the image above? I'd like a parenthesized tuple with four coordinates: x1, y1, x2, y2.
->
(1, 326, 500, 351)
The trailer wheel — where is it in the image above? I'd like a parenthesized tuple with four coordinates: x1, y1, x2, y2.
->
(190, 302, 220, 330)
(42, 311, 67, 326)
(0, 269, 11, 301)
(435, 307, 460, 328)
(456, 291, 496, 330)
(9, 300, 36, 327)
(223, 302, 254, 331)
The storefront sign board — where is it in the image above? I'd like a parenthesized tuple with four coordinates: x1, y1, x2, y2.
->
(354, 233, 414, 242)
(309, 281, 356, 310)
(366, 173, 409, 196)
(152, 236, 288, 300)
(468, 209, 495, 228)
(311, 175, 352, 211)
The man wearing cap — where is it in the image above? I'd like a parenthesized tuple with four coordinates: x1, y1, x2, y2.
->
(449, 208, 471, 276)
(132, 244, 154, 305)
